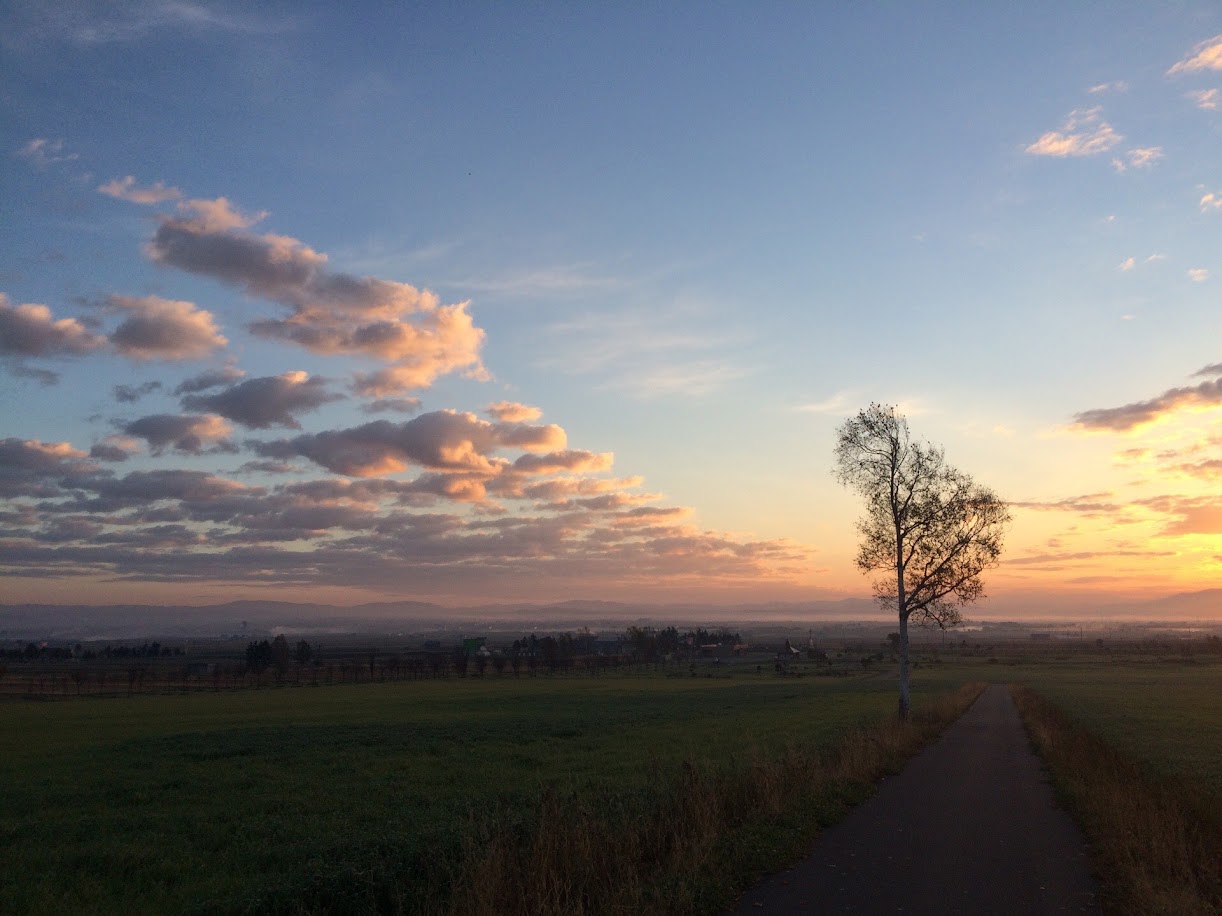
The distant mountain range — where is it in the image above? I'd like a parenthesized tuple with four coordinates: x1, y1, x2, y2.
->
(1, 588, 1219, 640)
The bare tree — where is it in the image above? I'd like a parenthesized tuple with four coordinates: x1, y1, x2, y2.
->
(835, 404, 1009, 718)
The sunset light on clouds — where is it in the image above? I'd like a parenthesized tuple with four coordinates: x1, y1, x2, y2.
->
(2, 3, 1221, 616)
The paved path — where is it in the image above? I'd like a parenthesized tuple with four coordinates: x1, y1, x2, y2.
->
(731, 684, 1098, 914)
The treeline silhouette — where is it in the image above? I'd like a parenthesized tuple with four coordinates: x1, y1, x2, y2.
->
(0, 624, 747, 698)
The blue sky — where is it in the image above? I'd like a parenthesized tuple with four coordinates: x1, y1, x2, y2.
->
(3, 2, 1222, 610)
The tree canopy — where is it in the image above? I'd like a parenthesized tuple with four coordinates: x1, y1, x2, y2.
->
(835, 403, 1009, 716)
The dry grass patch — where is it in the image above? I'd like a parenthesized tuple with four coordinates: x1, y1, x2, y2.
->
(1012, 684, 1222, 915)
(450, 682, 986, 915)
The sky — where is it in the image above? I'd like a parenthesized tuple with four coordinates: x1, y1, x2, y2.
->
(2, 2, 1221, 614)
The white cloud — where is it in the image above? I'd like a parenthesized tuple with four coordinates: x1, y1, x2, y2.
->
(794, 393, 851, 415)
(26, 2, 292, 46)
(1187, 89, 1221, 110)
(1168, 35, 1222, 76)
(456, 263, 619, 298)
(1200, 192, 1222, 212)
(604, 361, 751, 400)
(1087, 80, 1128, 94)
(1189, 268, 1210, 283)
(1126, 147, 1164, 169)
(1026, 107, 1122, 157)
(1118, 257, 1136, 272)
(14, 138, 78, 169)
(543, 304, 748, 398)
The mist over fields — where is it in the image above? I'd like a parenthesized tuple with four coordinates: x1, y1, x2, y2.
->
(3, 588, 1220, 641)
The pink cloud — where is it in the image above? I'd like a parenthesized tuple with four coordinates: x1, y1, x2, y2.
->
(106, 294, 227, 360)
(1071, 364, 1222, 431)
(97, 176, 182, 204)
(0, 296, 105, 357)
(486, 401, 543, 422)
(145, 197, 486, 392)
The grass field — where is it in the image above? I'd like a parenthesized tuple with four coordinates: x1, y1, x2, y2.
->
(0, 665, 979, 915)
(1009, 652, 1222, 913)
(6, 645, 1217, 914)
(1010, 653, 1222, 798)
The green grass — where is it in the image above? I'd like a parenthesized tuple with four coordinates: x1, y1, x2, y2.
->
(1013, 681, 1222, 913)
(1008, 654, 1222, 802)
(0, 667, 975, 914)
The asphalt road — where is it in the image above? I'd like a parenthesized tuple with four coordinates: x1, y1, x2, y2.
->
(731, 684, 1098, 914)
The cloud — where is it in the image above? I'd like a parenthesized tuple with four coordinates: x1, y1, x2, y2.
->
(146, 197, 486, 392)
(1026, 107, 1122, 157)
(0, 438, 92, 473)
(0, 177, 817, 596)
(97, 176, 182, 204)
(181, 371, 341, 429)
(20, 3, 290, 45)
(456, 263, 619, 298)
(1010, 492, 1125, 516)
(8, 364, 60, 385)
(88, 469, 253, 505)
(89, 435, 142, 462)
(543, 306, 748, 399)
(1126, 147, 1163, 169)
(237, 459, 304, 475)
(0, 295, 106, 358)
(512, 450, 614, 475)
(173, 365, 247, 394)
(1071, 364, 1222, 431)
(360, 397, 422, 415)
(14, 138, 78, 169)
(122, 413, 235, 455)
(1200, 192, 1222, 212)
(520, 476, 645, 501)
(1135, 495, 1222, 536)
(252, 410, 568, 477)
(486, 401, 542, 423)
(1189, 268, 1210, 282)
(1168, 34, 1222, 75)
(1118, 257, 1136, 272)
(606, 361, 751, 399)
(1187, 89, 1220, 110)
(113, 380, 162, 403)
(0, 432, 807, 593)
(1004, 548, 1175, 568)
(1087, 81, 1128, 94)
(794, 393, 851, 415)
(1169, 458, 1222, 480)
(106, 294, 227, 359)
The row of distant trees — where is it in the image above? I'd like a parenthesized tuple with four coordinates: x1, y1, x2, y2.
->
(245, 635, 313, 674)
(0, 641, 185, 661)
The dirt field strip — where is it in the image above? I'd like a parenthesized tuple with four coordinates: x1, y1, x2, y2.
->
(731, 684, 1098, 914)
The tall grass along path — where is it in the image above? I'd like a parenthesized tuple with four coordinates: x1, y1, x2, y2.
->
(731, 684, 1098, 914)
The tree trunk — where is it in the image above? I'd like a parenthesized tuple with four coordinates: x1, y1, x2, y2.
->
(898, 611, 911, 720)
